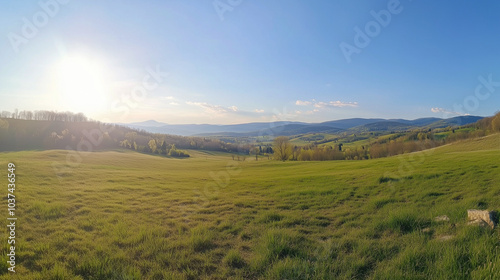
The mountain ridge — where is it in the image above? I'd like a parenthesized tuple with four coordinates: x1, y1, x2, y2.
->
(122, 116, 484, 136)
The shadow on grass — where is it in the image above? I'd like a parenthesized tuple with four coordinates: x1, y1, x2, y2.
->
(378, 176, 399, 184)
(491, 210, 499, 226)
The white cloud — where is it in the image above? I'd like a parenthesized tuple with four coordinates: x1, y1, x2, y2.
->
(430, 107, 469, 116)
(255, 109, 264, 113)
(169, 102, 179, 106)
(296, 100, 312, 106)
(162, 96, 175, 100)
(313, 101, 327, 108)
(229, 106, 238, 112)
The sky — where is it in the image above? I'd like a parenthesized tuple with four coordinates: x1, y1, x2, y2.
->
(0, 0, 499, 124)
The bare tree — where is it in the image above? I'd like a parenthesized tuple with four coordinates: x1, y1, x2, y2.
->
(273, 136, 291, 161)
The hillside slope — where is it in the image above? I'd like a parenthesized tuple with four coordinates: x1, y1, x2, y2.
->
(0, 133, 498, 279)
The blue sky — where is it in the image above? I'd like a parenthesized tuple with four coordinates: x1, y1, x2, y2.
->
(1, 0, 499, 124)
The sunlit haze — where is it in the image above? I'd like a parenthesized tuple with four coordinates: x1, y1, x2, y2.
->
(52, 54, 109, 114)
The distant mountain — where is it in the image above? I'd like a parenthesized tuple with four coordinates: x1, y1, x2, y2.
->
(426, 116, 484, 128)
(259, 124, 343, 136)
(124, 121, 307, 136)
(121, 116, 484, 137)
(128, 120, 168, 127)
(319, 118, 386, 129)
(387, 118, 442, 126)
(349, 116, 485, 132)
(196, 124, 344, 137)
(354, 121, 411, 132)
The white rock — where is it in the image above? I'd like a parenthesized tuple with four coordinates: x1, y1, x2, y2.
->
(467, 209, 495, 229)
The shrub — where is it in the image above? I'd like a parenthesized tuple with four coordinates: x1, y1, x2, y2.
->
(169, 149, 190, 158)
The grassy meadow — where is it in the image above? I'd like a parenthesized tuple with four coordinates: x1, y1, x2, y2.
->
(0, 134, 499, 279)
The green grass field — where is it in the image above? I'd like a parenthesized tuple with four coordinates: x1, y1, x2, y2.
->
(0, 134, 499, 279)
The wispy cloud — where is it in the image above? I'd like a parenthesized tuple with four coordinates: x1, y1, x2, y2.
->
(186, 101, 239, 114)
(296, 99, 358, 110)
(314, 101, 358, 108)
(255, 109, 264, 113)
(430, 107, 469, 116)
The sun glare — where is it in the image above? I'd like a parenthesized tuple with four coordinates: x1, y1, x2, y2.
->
(53, 54, 109, 115)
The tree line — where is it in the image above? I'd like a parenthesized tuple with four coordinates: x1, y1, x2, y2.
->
(119, 133, 190, 157)
(0, 111, 254, 156)
(1, 110, 88, 122)
(272, 112, 500, 161)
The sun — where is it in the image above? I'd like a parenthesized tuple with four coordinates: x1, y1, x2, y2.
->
(54, 54, 109, 115)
